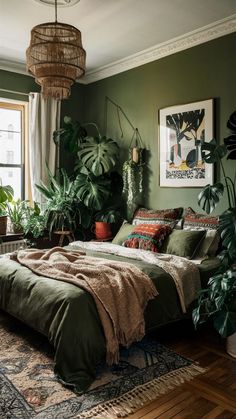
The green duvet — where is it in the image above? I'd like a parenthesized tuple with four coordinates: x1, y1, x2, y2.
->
(0, 252, 220, 392)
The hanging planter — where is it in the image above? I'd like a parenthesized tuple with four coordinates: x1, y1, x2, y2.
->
(122, 129, 145, 219)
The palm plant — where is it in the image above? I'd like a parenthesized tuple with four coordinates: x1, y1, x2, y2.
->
(193, 111, 236, 340)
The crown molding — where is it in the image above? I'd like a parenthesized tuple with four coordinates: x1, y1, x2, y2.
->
(0, 59, 28, 76)
(0, 14, 235, 84)
(81, 14, 236, 84)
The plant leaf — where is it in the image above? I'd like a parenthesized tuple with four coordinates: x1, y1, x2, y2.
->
(77, 137, 119, 176)
(75, 174, 111, 211)
(201, 139, 227, 163)
(213, 311, 236, 337)
(219, 208, 236, 260)
(224, 133, 236, 160)
(198, 183, 224, 214)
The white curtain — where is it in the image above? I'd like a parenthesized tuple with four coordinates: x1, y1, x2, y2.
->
(29, 93, 61, 205)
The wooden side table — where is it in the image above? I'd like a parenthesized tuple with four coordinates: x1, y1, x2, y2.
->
(54, 231, 75, 247)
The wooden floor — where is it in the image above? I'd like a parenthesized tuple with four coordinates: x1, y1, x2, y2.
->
(128, 321, 236, 419)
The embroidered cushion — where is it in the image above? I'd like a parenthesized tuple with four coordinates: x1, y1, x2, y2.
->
(123, 223, 172, 253)
(132, 207, 183, 228)
(183, 207, 219, 230)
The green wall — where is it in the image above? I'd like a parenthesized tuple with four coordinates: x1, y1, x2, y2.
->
(83, 32, 236, 215)
(0, 69, 40, 101)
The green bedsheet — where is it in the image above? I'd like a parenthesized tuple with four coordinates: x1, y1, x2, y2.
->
(0, 251, 220, 392)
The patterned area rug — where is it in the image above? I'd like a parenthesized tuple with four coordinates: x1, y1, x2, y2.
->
(0, 310, 205, 419)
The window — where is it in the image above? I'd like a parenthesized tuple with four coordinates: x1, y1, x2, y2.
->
(0, 101, 28, 200)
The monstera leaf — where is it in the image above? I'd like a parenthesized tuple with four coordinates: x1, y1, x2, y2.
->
(219, 208, 236, 260)
(75, 174, 111, 210)
(201, 139, 227, 163)
(224, 111, 236, 160)
(53, 116, 87, 154)
(198, 183, 224, 214)
(77, 137, 119, 176)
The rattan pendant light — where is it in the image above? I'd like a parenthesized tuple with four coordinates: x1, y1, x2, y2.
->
(26, 0, 86, 100)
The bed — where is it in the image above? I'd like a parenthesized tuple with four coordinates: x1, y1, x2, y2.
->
(0, 240, 220, 393)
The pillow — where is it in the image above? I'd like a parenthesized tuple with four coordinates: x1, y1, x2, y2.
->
(183, 207, 219, 231)
(194, 229, 220, 259)
(161, 229, 206, 259)
(112, 222, 135, 245)
(123, 223, 172, 253)
(132, 207, 183, 228)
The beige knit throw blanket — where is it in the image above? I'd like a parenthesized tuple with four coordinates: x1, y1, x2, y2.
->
(11, 247, 158, 364)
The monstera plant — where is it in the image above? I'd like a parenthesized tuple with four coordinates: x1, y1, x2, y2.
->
(53, 117, 122, 225)
(193, 111, 236, 351)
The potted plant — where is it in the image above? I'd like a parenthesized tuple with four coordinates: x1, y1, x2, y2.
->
(193, 111, 236, 356)
(0, 184, 14, 235)
(35, 167, 91, 239)
(94, 208, 121, 240)
(6, 199, 31, 234)
(123, 148, 145, 220)
(54, 117, 123, 238)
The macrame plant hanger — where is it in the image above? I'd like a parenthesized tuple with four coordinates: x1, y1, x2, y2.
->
(104, 96, 145, 163)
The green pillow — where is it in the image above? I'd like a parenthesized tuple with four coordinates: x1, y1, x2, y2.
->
(112, 222, 135, 245)
(161, 229, 206, 259)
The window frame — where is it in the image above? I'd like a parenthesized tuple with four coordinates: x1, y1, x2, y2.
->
(0, 99, 29, 200)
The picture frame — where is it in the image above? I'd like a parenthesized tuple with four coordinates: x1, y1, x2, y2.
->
(159, 99, 214, 187)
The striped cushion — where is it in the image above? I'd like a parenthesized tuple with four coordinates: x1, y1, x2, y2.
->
(123, 223, 172, 253)
(183, 207, 219, 231)
(132, 207, 183, 228)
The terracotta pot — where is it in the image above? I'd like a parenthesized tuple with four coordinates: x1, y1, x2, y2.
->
(94, 221, 112, 240)
(0, 216, 7, 235)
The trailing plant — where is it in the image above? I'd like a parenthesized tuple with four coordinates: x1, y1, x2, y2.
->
(193, 111, 236, 338)
(123, 148, 145, 219)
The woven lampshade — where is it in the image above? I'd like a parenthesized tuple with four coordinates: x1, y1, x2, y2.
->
(26, 21, 86, 100)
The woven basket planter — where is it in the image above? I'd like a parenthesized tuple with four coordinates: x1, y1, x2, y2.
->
(0, 216, 7, 235)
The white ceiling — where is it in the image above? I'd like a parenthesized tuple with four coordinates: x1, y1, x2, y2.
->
(0, 0, 236, 84)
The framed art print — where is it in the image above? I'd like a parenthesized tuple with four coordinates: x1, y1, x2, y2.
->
(159, 99, 214, 187)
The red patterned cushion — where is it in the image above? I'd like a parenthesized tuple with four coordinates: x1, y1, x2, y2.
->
(123, 223, 172, 252)
(132, 207, 183, 227)
(183, 207, 219, 230)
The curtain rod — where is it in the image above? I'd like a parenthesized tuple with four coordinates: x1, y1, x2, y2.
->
(0, 88, 29, 97)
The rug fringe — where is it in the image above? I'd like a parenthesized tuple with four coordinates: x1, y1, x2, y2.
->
(76, 363, 206, 419)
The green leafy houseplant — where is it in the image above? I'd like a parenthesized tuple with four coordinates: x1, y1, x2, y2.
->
(6, 199, 32, 234)
(22, 202, 46, 239)
(193, 111, 236, 339)
(0, 184, 14, 235)
(54, 117, 122, 216)
(123, 150, 145, 219)
(36, 167, 91, 237)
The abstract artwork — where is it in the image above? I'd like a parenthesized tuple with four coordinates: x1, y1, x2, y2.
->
(159, 99, 214, 187)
